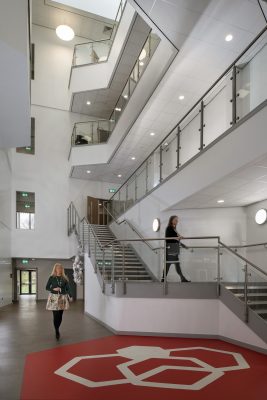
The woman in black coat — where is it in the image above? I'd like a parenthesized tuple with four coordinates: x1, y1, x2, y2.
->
(161, 215, 190, 282)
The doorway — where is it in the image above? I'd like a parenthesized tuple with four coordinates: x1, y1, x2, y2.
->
(18, 270, 37, 295)
(87, 196, 108, 225)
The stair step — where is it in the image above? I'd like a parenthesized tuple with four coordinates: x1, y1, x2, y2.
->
(254, 309, 267, 315)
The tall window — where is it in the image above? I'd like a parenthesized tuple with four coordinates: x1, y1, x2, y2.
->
(16, 118, 35, 155)
(16, 191, 35, 230)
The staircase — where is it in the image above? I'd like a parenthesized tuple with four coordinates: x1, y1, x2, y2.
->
(225, 284, 267, 321)
(81, 223, 153, 282)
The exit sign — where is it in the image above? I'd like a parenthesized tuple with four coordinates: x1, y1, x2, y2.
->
(109, 188, 116, 193)
(22, 259, 29, 265)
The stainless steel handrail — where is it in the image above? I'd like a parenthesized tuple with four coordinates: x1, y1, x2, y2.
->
(103, 201, 160, 253)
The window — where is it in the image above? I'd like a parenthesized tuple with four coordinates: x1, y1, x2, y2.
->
(16, 191, 35, 230)
(16, 118, 35, 155)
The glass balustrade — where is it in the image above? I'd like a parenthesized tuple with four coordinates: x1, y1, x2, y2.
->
(71, 120, 113, 146)
(110, 27, 267, 217)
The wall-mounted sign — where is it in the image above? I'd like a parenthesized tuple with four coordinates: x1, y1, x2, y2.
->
(255, 209, 267, 225)
(109, 188, 116, 193)
(152, 218, 160, 232)
(22, 259, 29, 265)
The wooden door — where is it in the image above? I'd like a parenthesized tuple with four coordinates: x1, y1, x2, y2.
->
(87, 196, 108, 225)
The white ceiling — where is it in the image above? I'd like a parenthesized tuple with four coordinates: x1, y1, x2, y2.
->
(171, 154, 267, 209)
(32, 0, 115, 41)
(49, 0, 122, 20)
(71, 0, 267, 187)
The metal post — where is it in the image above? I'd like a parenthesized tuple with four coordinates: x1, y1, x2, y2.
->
(94, 237, 97, 273)
(111, 245, 115, 294)
(231, 66, 237, 126)
(163, 240, 168, 295)
(244, 263, 249, 323)
(126, 184, 128, 211)
(145, 160, 148, 193)
(217, 245, 221, 297)
(67, 207, 70, 235)
(135, 175, 137, 201)
(102, 250, 105, 293)
(176, 126, 181, 169)
(122, 243, 126, 295)
(159, 146, 163, 183)
(199, 100, 205, 151)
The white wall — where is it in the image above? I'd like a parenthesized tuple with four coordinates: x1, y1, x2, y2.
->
(11, 105, 119, 259)
(84, 254, 267, 350)
(0, 150, 12, 307)
(246, 199, 267, 274)
(0, 0, 31, 148)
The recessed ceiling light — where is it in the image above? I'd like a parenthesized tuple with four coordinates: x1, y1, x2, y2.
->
(117, 174, 122, 178)
(139, 61, 144, 66)
(164, 142, 168, 146)
(139, 49, 147, 61)
(131, 157, 136, 160)
(56, 25, 75, 41)
(86, 101, 91, 105)
(150, 132, 155, 136)
(217, 199, 225, 203)
(86, 170, 91, 174)
(123, 94, 128, 99)
(115, 107, 121, 112)
(179, 95, 185, 100)
(225, 34, 233, 42)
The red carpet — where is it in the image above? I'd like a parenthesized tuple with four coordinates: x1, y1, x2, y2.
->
(21, 336, 267, 400)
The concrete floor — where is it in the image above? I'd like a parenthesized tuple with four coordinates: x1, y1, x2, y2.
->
(0, 296, 111, 400)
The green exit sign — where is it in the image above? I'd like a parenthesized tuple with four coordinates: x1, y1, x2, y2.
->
(109, 188, 116, 193)
(22, 259, 29, 265)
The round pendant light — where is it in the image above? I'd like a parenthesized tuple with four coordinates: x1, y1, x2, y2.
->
(255, 209, 267, 225)
(56, 25, 75, 41)
(152, 218, 160, 232)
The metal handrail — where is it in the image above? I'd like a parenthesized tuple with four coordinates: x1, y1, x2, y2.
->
(103, 201, 160, 253)
(109, 25, 267, 207)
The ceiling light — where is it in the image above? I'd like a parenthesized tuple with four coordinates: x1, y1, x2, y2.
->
(164, 142, 168, 146)
(123, 94, 128, 99)
(255, 209, 267, 225)
(117, 174, 122, 178)
(225, 34, 233, 42)
(56, 25, 75, 41)
(150, 132, 155, 136)
(115, 107, 121, 112)
(86, 101, 91, 105)
(131, 157, 136, 160)
(86, 170, 91, 174)
(139, 49, 147, 61)
(139, 61, 144, 66)
(217, 199, 225, 204)
(179, 95, 185, 100)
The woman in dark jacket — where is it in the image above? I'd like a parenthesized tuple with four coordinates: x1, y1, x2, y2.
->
(161, 215, 190, 282)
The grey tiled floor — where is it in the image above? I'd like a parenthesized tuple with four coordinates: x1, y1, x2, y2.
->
(0, 296, 111, 400)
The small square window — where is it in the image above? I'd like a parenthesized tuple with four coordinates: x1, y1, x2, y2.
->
(16, 191, 35, 230)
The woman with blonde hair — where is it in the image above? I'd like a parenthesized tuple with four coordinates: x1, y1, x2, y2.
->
(46, 263, 72, 339)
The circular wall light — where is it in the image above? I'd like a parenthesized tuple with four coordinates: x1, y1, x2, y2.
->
(56, 25, 75, 41)
(152, 218, 160, 232)
(255, 209, 267, 225)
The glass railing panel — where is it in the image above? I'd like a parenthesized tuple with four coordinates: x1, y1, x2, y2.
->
(136, 163, 147, 200)
(247, 266, 267, 323)
(179, 106, 201, 166)
(236, 38, 267, 120)
(220, 248, 245, 284)
(203, 70, 232, 147)
(162, 128, 177, 180)
(119, 185, 127, 215)
(177, 247, 218, 282)
(147, 155, 159, 192)
(126, 177, 135, 210)
(72, 120, 112, 146)
(74, 40, 112, 67)
(112, 192, 121, 218)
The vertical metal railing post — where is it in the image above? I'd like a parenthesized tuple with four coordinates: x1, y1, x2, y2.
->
(163, 239, 168, 295)
(102, 249, 106, 293)
(145, 160, 148, 194)
(244, 263, 249, 323)
(122, 243, 126, 295)
(134, 175, 137, 202)
(199, 100, 205, 151)
(159, 146, 163, 183)
(176, 126, 181, 169)
(125, 184, 128, 213)
(231, 66, 237, 126)
(111, 245, 115, 294)
(67, 206, 70, 235)
(217, 243, 221, 297)
(94, 237, 97, 273)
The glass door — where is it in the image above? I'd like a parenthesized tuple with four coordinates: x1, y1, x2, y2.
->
(20, 270, 37, 295)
